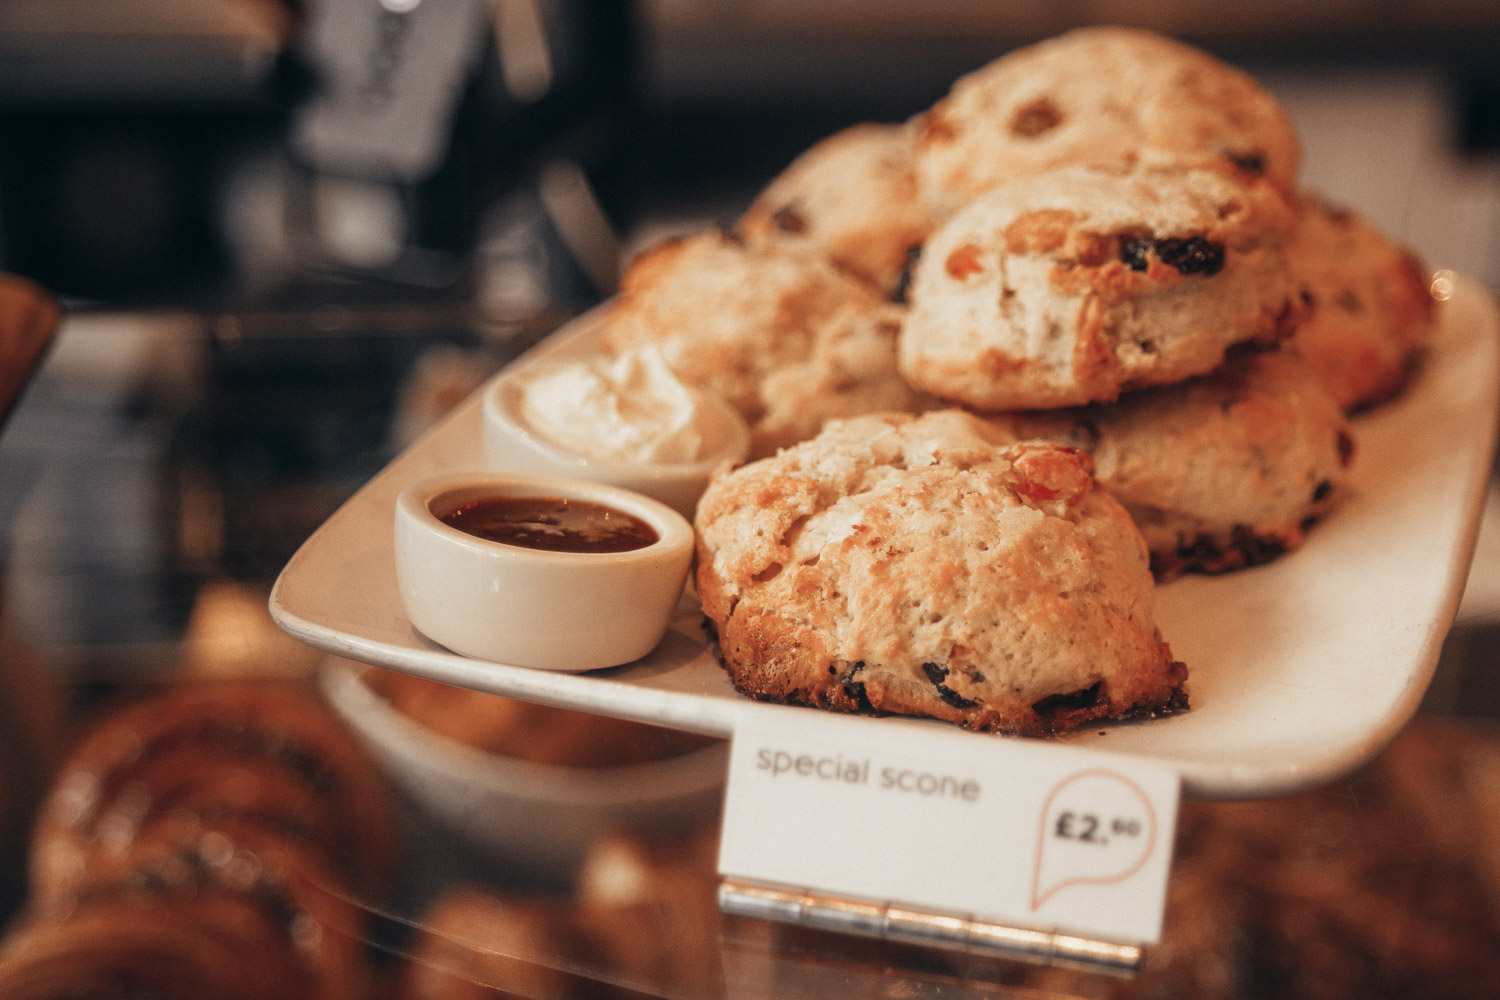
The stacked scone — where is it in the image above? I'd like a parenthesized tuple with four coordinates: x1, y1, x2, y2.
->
(601, 27, 1435, 735)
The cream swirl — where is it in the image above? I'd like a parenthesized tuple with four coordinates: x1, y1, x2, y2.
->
(515, 348, 720, 464)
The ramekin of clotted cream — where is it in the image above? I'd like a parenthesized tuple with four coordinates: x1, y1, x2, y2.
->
(482, 347, 750, 517)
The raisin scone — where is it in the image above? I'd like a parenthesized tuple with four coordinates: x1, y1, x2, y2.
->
(913, 26, 1301, 221)
(1286, 194, 1435, 412)
(737, 122, 935, 299)
(990, 348, 1355, 580)
(694, 410, 1186, 735)
(899, 162, 1298, 411)
(601, 229, 927, 457)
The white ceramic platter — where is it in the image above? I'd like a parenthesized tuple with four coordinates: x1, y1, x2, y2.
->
(270, 275, 1500, 800)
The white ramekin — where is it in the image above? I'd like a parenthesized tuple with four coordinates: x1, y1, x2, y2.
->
(394, 472, 695, 671)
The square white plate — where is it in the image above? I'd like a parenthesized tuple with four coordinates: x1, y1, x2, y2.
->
(270, 275, 1499, 799)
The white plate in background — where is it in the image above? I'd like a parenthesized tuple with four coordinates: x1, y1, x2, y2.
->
(319, 659, 728, 873)
(272, 274, 1500, 800)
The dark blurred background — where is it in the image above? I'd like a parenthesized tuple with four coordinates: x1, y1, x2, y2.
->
(3, 0, 1500, 312)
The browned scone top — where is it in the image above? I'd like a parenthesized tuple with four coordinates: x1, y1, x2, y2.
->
(737, 122, 936, 298)
(601, 229, 927, 457)
(989, 347, 1355, 580)
(1286, 193, 1436, 412)
(899, 161, 1298, 411)
(694, 410, 1186, 736)
(912, 25, 1301, 221)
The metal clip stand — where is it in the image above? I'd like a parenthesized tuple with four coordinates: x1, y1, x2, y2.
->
(718, 879, 1144, 979)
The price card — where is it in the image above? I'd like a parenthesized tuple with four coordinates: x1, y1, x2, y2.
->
(718, 708, 1180, 946)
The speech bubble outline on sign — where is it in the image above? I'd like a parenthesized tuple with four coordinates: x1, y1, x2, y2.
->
(1030, 768, 1159, 911)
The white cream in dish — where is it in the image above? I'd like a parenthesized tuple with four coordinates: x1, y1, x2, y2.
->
(516, 348, 720, 463)
(483, 348, 750, 517)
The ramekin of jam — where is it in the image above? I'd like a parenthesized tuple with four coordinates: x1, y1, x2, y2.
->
(394, 473, 695, 671)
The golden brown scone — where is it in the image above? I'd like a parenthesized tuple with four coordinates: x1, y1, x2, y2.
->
(990, 348, 1355, 579)
(30, 681, 396, 907)
(362, 669, 716, 767)
(1286, 194, 1436, 412)
(913, 26, 1301, 220)
(48, 831, 370, 1000)
(899, 162, 1298, 411)
(34, 747, 344, 909)
(600, 229, 927, 457)
(695, 410, 1185, 735)
(737, 122, 935, 298)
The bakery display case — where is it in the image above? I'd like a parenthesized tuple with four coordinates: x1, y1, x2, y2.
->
(5, 5, 1500, 998)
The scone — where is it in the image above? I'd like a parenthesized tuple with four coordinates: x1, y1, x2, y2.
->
(991, 348, 1355, 579)
(1286, 194, 1435, 411)
(899, 162, 1298, 410)
(913, 26, 1301, 220)
(737, 122, 935, 298)
(694, 410, 1186, 735)
(601, 229, 926, 456)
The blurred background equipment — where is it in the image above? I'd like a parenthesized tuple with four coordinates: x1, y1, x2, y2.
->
(0, 0, 631, 310)
(3, 1, 1500, 310)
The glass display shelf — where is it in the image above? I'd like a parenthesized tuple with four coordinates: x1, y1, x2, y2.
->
(4, 297, 1500, 1000)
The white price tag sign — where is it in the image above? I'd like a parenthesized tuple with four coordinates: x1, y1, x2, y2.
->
(718, 709, 1179, 946)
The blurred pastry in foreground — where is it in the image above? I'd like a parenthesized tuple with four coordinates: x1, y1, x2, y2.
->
(1285, 194, 1436, 412)
(600, 229, 927, 457)
(990, 348, 1354, 579)
(899, 162, 1298, 411)
(1, 827, 371, 1000)
(10, 680, 387, 1000)
(570, 825, 723, 995)
(913, 26, 1301, 220)
(30, 681, 396, 908)
(737, 122, 935, 299)
(0, 891, 315, 1000)
(394, 824, 723, 1000)
(695, 410, 1185, 735)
